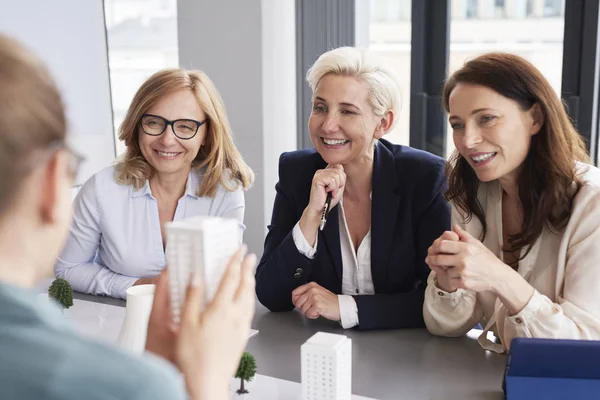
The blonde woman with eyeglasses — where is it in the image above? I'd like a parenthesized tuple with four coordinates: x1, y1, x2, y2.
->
(55, 69, 254, 299)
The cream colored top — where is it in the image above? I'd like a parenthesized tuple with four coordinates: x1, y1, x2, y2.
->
(423, 162, 600, 352)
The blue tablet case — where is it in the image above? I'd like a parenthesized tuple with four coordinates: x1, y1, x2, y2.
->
(504, 337, 600, 400)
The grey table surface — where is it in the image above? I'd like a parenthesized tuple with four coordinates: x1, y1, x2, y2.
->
(73, 292, 506, 400)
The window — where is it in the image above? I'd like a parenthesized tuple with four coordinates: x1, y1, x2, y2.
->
(446, 0, 565, 157)
(368, 0, 412, 145)
(104, 0, 179, 156)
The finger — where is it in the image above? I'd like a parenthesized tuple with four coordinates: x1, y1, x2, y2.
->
(315, 173, 337, 191)
(427, 244, 434, 256)
(168, 321, 180, 334)
(331, 189, 341, 202)
(425, 257, 449, 271)
(442, 230, 460, 241)
(234, 253, 257, 305)
(316, 170, 337, 190)
(292, 283, 311, 298)
(305, 304, 320, 319)
(429, 237, 444, 254)
(446, 267, 463, 280)
(331, 168, 344, 186)
(453, 225, 472, 242)
(312, 172, 330, 190)
(213, 246, 246, 305)
(180, 273, 205, 326)
(327, 173, 343, 191)
(323, 176, 338, 193)
(338, 169, 346, 188)
(300, 296, 315, 315)
(327, 163, 344, 172)
(426, 254, 457, 268)
(329, 173, 340, 191)
(436, 240, 466, 255)
(428, 264, 448, 275)
(322, 170, 345, 191)
(151, 268, 170, 314)
(294, 292, 311, 310)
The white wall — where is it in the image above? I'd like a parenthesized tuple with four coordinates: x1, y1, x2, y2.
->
(261, 0, 297, 235)
(355, 0, 371, 48)
(0, 0, 116, 185)
(178, 0, 297, 257)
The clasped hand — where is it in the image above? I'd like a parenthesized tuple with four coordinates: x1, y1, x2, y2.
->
(425, 225, 505, 293)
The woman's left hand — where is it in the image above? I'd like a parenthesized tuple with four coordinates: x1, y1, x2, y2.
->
(425, 225, 507, 293)
(291, 282, 340, 321)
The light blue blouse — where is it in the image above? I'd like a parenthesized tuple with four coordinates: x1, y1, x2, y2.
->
(55, 165, 245, 299)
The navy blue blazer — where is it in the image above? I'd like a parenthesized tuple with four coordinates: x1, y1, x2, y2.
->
(255, 139, 451, 330)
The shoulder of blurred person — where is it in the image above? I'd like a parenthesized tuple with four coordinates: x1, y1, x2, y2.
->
(0, 283, 186, 400)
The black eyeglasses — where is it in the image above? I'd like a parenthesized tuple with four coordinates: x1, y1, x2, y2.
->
(140, 114, 206, 140)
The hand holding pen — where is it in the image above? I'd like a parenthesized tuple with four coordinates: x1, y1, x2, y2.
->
(319, 192, 333, 231)
(298, 164, 346, 245)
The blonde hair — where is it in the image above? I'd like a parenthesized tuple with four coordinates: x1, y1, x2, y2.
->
(0, 34, 66, 214)
(116, 68, 254, 197)
(306, 46, 402, 132)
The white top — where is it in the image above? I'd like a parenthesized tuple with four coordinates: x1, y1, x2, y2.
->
(423, 162, 600, 352)
(55, 165, 245, 299)
(293, 198, 374, 329)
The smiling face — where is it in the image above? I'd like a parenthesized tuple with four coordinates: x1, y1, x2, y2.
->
(138, 89, 206, 176)
(308, 74, 391, 166)
(448, 83, 543, 184)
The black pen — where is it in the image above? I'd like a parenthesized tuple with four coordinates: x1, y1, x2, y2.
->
(319, 192, 333, 231)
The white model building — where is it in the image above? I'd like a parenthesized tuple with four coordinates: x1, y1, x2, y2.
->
(301, 332, 352, 400)
(165, 216, 242, 322)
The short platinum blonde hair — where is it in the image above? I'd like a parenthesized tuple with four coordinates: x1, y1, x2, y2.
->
(306, 46, 402, 132)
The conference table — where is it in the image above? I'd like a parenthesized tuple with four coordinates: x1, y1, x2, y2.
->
(69, 291, 506, 400)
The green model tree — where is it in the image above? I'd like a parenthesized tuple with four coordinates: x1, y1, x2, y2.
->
(235, 352, 257, 394)
(48, 278, 74, 309)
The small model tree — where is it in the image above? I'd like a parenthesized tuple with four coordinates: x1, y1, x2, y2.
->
(235, 352, 257, 394)
(48, 278, 74, 310)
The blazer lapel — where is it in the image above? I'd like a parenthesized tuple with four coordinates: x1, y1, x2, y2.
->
(371, 141, 402, 292)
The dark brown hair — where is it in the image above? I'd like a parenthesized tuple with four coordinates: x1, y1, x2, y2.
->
(0, 34, 66, 214)
(442, 52, 590, 258)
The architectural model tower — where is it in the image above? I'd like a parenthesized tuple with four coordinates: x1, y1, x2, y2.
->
(165, 216, 242, 322)
(301, 332, 352, 400)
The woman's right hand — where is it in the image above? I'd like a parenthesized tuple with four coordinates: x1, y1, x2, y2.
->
(176, 246, 257, 400)
(298, 164, 346, 245)
(426, 230, 460, 293)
